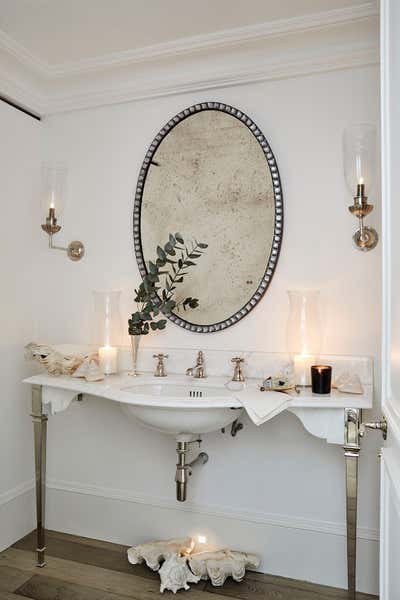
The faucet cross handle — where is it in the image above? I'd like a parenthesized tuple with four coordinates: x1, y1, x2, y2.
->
(231, 357, 245, 382)
(153, 353, 168, 377)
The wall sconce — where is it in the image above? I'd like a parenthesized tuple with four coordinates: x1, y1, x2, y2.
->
(343, 123, 378, 251)
(41, 163, 85, 261)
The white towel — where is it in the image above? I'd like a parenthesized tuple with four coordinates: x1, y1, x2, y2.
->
(237, 386, 289, 426)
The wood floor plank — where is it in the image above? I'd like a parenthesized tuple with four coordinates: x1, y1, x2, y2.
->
(12, 531, 161, 582)
(0, 566, 33, 593)
(15, 574, 142, 600)
(6, 533, 379, 600)
(0, 549, 227, 600)
(0, 593, 27, 600)
(210, 571, 378, 600)
(14, 531, 128, 555)
(205, 577, 377, 600)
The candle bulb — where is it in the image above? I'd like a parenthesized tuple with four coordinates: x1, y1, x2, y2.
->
(99, 345, 118, 375)
(311, 365, 332, 394)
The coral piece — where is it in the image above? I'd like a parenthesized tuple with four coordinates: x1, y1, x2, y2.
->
(158, 554, 200, 594)
(127, 538, 195, 571)
(25, 342, 86, 376)
(189, 550, 260, 587)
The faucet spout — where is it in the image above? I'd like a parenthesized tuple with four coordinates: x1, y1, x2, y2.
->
(185, 351, 206, 379)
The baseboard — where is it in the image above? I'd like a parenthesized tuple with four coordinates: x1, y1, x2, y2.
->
(45, 478, 379, 595)
(0, 481, 35, 552)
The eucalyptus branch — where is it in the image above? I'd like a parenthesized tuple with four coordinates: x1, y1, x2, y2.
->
(128, 233, 207, 336)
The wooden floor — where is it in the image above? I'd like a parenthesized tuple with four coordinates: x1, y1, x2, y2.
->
(0, 530, 377, 600)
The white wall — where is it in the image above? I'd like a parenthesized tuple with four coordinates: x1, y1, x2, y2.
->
(38, 65, 381, 594)
(0, 101, 41, 549)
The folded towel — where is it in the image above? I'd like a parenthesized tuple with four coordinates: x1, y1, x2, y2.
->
(237, 386, 289, 426)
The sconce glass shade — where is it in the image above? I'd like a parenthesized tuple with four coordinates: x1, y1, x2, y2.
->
(41, 163, 68, 217)
(286, 290, 322, 355)
(92, 290, 123, 347)
(343, 124, 376, 196)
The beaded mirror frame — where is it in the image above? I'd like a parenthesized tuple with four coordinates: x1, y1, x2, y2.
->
(133, 102, 283, 333)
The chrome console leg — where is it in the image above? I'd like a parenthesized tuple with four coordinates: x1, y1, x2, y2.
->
(31, 384, 47, 568)
(344, 408, 362, 600)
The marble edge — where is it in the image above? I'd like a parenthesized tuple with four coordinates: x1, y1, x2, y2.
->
(23, 374, 373, 409)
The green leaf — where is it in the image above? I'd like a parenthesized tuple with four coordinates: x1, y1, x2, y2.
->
(149, 261, 158, 274)
(184, 260, 196, 267)
(157, 246, 166, 260)
(169, 234, 176, 246)
(198, 243, 208, 249)
(164, 242, 176, 256)
(175, 232, 184, 244)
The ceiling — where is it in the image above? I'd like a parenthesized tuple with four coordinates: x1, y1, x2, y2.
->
(0, 0, 370, 66)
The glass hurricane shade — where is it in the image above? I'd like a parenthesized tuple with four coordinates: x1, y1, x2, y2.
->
(41, 163, 68, 217)
(92, 290, 123, 347)
(286, 290, 322, 357)
(343, 123, 376, 196)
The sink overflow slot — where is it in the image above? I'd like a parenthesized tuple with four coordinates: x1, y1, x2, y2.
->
(189, 390, 203, 398)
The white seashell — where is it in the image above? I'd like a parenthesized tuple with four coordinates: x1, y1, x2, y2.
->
(25, 342, 86, 376)
(189, 550, 260, 587)
(127, 538, 259, 591)
(127, 538, 194, 571)
(159, 554, 200, 594)
(334, 372, 363, 395)
(73, 354, 104, 381)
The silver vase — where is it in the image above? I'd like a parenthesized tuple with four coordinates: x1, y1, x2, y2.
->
(129, 335, 141, 376)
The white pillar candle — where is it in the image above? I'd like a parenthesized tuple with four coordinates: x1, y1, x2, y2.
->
(99, 345, 118, 375)
(294, 354, 315, 386)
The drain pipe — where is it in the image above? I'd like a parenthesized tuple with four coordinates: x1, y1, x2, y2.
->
(175, 440, 209, 502)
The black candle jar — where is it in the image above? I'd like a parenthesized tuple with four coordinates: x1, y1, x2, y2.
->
(311, 365, 332, 394)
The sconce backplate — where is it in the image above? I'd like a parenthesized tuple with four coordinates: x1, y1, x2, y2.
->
(353, 226, 379, 251)
(67, 240, 85, 261)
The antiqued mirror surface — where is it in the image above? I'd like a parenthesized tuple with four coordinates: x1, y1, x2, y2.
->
(134, 103, 283, 333)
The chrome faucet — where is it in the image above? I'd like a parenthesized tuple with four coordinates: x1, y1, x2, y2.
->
(186, 351, 206, 379)
(153, 353, 168, 377)
(231, 357, 245, 382)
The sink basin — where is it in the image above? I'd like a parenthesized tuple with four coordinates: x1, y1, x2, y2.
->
(119, 380, 243, 436)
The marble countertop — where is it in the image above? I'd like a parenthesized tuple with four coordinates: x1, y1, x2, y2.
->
(24, 371, 373, 410)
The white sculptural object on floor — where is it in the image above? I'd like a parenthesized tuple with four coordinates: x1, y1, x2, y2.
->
(127, 537, 195, 571)
(159, 554, 201, 593)
(127, 538, 260, 593)
(189, 550, 261, 586)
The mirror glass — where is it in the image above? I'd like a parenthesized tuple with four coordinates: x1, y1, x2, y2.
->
(134, 103, 283, 333)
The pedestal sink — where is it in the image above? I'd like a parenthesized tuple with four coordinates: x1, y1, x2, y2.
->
(119, 379, 243, 436)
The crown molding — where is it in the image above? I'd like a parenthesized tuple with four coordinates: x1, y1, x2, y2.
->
(0, 28, 48, 76)
(44, 41, 378, 115)
(0, 1, 379, 116)
(47, 1, 378, 76)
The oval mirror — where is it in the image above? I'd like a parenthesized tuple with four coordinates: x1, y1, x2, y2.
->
(134, 102, 283, 333)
